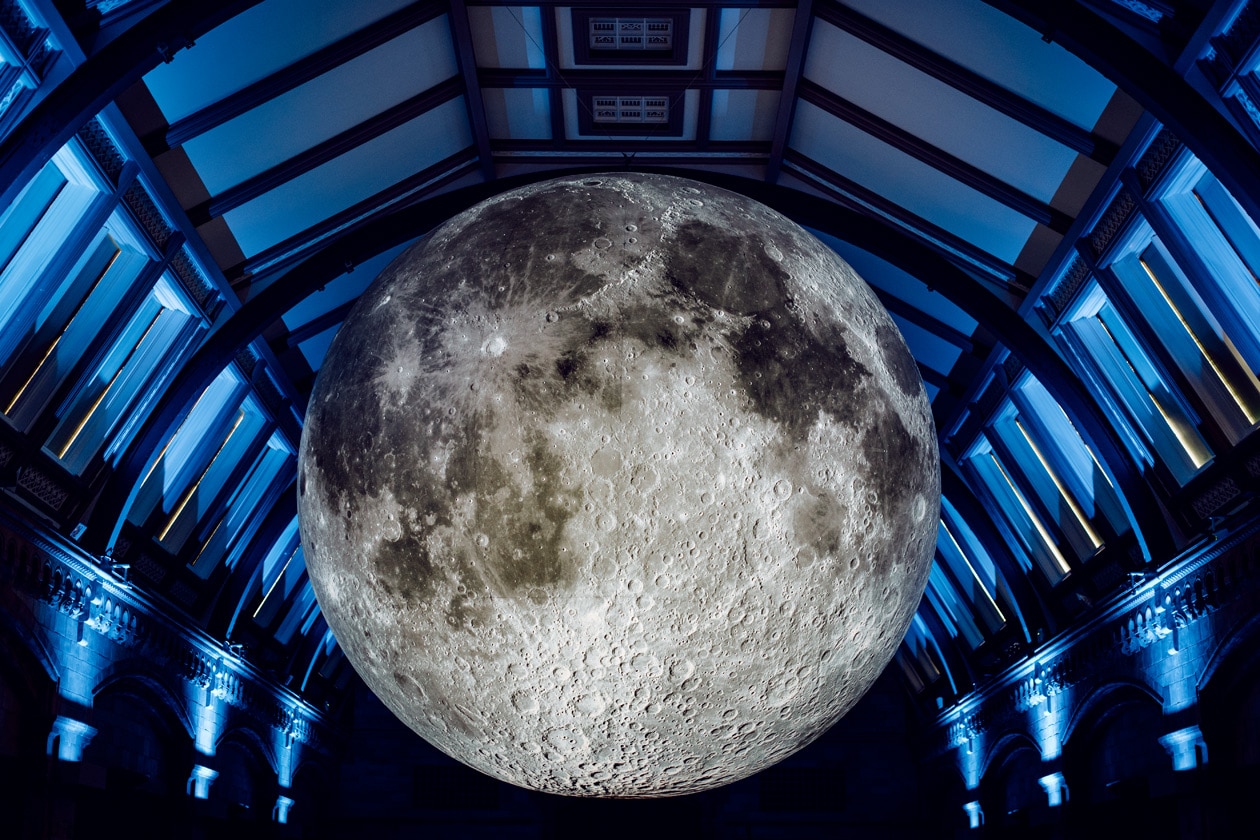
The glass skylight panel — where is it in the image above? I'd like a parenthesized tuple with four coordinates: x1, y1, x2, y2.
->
(181, 18, 458, 197)
(468, 6, 545, 69)
(223, 97, 472, 256)
(805, 20, 1077, 203)
(790, 101, 1037, 265)
(715, 8, 793, 71)
(840, 0, 1116, 129)
(142, 0, 418, 123)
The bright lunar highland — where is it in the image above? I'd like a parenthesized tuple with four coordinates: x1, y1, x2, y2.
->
(298, 174, 939, 797)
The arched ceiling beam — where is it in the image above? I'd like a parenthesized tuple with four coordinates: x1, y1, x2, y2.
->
(916, 596, 975, 697)
(981, 0, 1260, 225)
(870, 288, 983, 355)
(82, 169, 1175, 568)
(0, 0, 265, 211)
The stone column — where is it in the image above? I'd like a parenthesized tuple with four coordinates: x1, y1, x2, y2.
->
(1160, 724, 1209, 840)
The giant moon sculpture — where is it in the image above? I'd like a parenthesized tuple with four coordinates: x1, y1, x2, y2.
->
(297, 173, 939, 797)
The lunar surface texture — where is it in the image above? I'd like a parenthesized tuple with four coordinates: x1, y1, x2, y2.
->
(297, 173, 940, 797)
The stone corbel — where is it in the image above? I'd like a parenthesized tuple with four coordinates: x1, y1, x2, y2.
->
(46, 715, 96, 761)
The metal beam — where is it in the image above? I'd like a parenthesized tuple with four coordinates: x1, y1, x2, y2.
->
(799, 79, 1074, 233)
(766, 0, 813, 183)
(477, 68, 785, 90)
(230, 148, 479, 283)
(695, 1, 722, 151)
(981, 0, 1260, 227)
(186, 78, 463, 225)
(539, 3, 567, 147)
(872, 287, 982, 354)
(448, 0, 496, 181)
(152, 0, 445, 151)
(917, 363, 950, 390)
(815, 0, 1117, 163)
(0, 0, 264, 211)
(784, 149, 1033, 293)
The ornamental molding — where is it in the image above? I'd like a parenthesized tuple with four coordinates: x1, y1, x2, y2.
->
(0, 508, 331, 752)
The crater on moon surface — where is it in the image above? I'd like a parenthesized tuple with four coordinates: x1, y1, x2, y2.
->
(297, 173, 940, 797)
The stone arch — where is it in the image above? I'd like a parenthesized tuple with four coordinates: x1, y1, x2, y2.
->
(0, 607, 57, 838)
(1062, 682, 1168, 835)
(1198, 608, 1260, 698)
(1198, 612, 1260, 837)
(93, 662, 194, 742)
(978, 732, 1044, 834)
(1062, 679, 1161, 747)
(288, 755, 332, 830)
(86, 672, 190, 795)
(215, 726, 273, 820)
(82, 670, 194, 837)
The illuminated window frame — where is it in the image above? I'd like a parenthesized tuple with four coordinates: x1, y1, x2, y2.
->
(189, 433, 294, 578)
(44, 271, 202, 475)
(988, 399, 1105, 563)
(1056, 280, 1213, 486)
(1151, 154, 1260, 375)
(962, 434, 1072, 586)
(1108, 233, 1260, 444)
(0, 147, 105, 367)
(1009, 373, 1130, 537)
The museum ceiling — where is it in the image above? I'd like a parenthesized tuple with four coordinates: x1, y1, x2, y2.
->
(3, 0, 1259, 713)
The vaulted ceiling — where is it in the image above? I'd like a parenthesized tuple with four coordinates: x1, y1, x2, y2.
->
(3, 0, 1259, 711)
